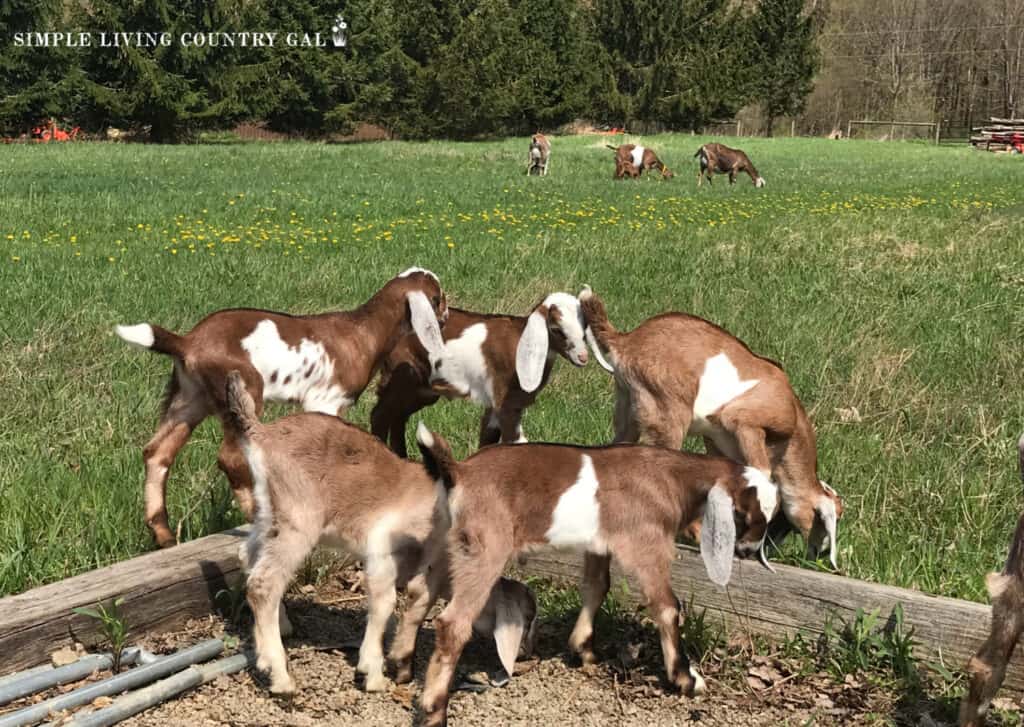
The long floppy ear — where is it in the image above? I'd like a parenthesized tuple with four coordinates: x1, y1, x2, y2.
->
(492, 591, 526, 678)
(407, 291, 444, 360)
(515, 311, 549, 393)
(700, 485, 736, 586)
(816, 497, 839, 570)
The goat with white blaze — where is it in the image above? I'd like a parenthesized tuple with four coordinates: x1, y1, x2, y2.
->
(371, 290, 590, 456)
(579, 286, 843, 567)
(114, 268, 448, 548)
(414, 425, 779, 726)
(223, 372, 537, 695)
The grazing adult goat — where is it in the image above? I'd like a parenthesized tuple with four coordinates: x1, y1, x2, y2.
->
(960, 433, 1024, 727)
(695, 142, 765, 187)
(527, 133, 551, 176)
(579, 286, 842, 566)
(114, 268, 447, 548)
(370, 292, 590, 457)
(414, 424, 779, 726)
(608, 143, 673, 179)
(225, 373, 536, 695)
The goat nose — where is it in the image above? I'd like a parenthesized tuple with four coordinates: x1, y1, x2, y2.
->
(578, 349, 589, 364)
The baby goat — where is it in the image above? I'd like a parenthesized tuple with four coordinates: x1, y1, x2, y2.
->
(415, 426, 779, 726)
(608, 143, 674, 179)
(960, 434, 1024, 727)
(579, 287, 842, 566)
(224, 373, 536, 695)
(115, 268, 447, 548)
(371, 292, 590, 457)
(695, 142, 765, 187)
(526, 133, 551, 176)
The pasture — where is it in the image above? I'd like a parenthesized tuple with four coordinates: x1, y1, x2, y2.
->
(0, 134, 1022, 604)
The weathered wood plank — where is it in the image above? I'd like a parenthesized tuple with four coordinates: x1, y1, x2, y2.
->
(0, 528, 248, 674)
(517, 545, 1024, 694)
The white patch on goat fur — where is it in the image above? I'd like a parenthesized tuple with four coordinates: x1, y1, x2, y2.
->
(115, 323, 155, 349)
(432, 323, 494, 405)
(544, 455, 601, 548)
(243, 442, 273, 538)
(692, 353, 759, 424)
(541, 292, 589, 366)
(397, 267, 439, 283)
(630, 145, 646, 169)
(241, 320, 351, 414)
(743, 467, 779, 521)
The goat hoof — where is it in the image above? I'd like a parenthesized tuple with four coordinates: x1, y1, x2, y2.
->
(363, 672, 388, 693)
(678, 667, 706, 697)
(153, 532, 177, 549)
(270, 675, 297, 696)
(391, 660, 413, 684)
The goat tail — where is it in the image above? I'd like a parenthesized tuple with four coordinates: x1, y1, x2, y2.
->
(114, 322, 185, 358)
(416, 421, 458, 490)
(225, 370, 260, 438)
(578, 285, 617, 373)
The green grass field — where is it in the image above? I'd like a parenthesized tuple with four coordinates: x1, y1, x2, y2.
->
(1, 135, 1023, 603)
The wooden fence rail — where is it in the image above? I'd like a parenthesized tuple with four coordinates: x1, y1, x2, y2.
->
(1, 528, 1019, 695)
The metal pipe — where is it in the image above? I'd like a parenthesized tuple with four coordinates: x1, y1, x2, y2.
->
(0, 649, 142, 707)
(0, 640, 223, 727)
(65, 652, 254, 727)
(0, 666, 53, 691)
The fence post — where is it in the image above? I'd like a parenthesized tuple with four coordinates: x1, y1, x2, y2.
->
(934, 122, 941, 145)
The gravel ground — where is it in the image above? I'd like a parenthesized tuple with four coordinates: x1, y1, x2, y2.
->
(6, 569, 983, 727)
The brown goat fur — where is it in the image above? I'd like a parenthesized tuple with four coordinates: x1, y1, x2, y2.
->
(414, 427, 779, 726)
(527, 132, 551, 175)
(114, 268, 448, 548)
(960, 434, 1024, 726)
(695, 142, 765, 187)
(579, 287, 843, 565)
(371, 292, 590, 457)
(224, 373, 536, 695)
(608, 143, 673, 179)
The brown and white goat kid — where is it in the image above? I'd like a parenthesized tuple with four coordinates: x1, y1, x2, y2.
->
(579, 287, 842, 567)
(608, 143, 674, 179)
(960, 434, 1024, 727)
(371, 291, 590, 457)
(527, 133, 551, 176)
(695, 142, 765, 187)
(224, 373, 537, 695)
(114, 268, 447, 548)
(414, 426, 779, 726)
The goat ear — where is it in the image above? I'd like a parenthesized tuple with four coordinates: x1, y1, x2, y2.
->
(700, 485, 736, 587)
(492, 590, 527, 678)
(515, 311, 549, 393)
(407, 291, 444, 360)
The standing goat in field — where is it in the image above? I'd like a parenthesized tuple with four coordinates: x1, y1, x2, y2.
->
(114, 268, 447, 548)
(526, 133, 551, 176)
(695, 142, 765, 187)
(960, 434, 1024, 727)
(371, 291, 590, 457)
(413, 425, 779, 726)
(608, 143, 673, 179)
(579, 287, 842, 566)
(224, 373, 537, 695)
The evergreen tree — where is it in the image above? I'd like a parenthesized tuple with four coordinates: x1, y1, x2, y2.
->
(750, 0, 820, 136)
(0, 0, 81, 135)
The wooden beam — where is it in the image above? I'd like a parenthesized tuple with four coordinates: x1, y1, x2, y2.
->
(517, 544, 1024, 694)
(0, 528, 248, 674)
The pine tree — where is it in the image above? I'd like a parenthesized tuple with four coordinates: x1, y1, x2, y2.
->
(751, 0, 820, 136)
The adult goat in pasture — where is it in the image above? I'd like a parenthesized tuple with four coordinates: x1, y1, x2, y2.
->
(114, 268, 447, 548)
(695, 142, 765, 187)
(608, 143, 673, 179)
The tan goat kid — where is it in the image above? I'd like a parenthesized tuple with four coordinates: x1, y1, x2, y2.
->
(579, 287, 843, 566)
(115, 268, 447, 548)
(414, 425, 780, 726)
(224, 372, 536, 696)
(960, 434, 1024, 726)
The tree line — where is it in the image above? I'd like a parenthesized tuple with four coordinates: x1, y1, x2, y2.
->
(0, 0, 818, 141)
